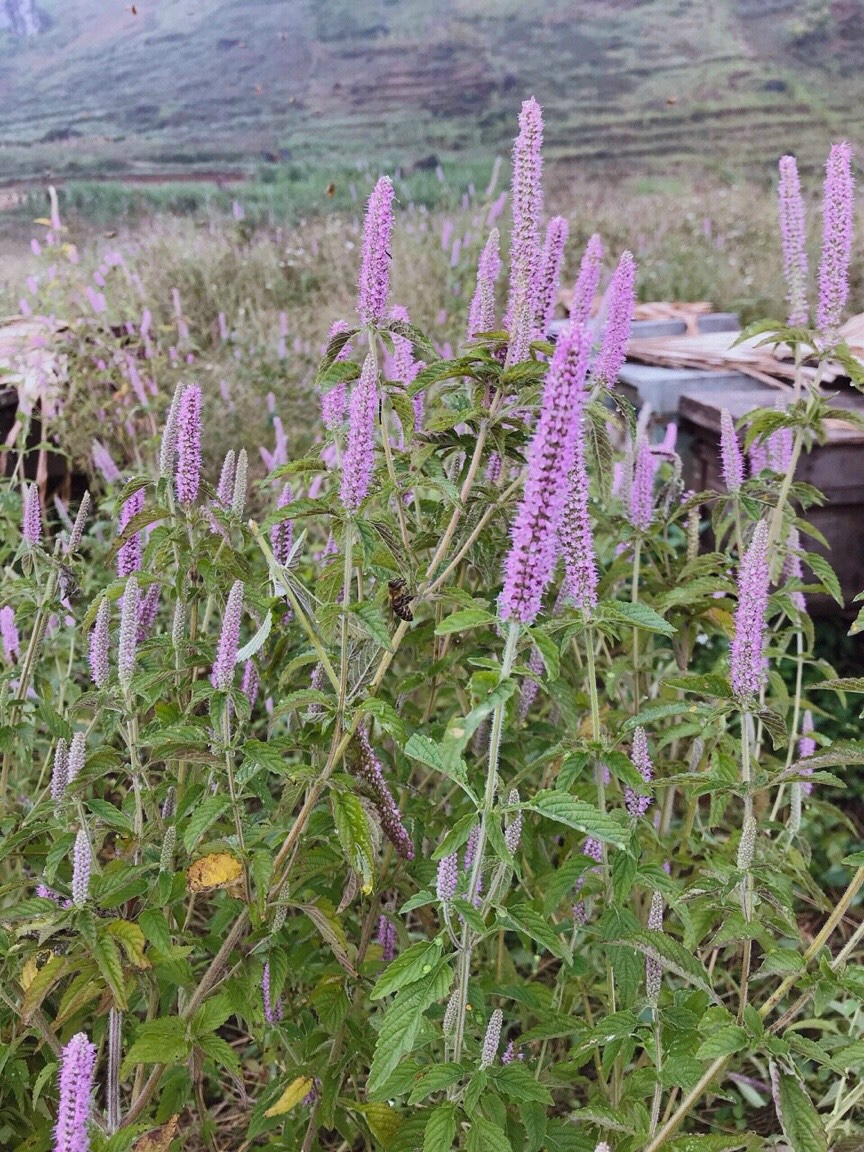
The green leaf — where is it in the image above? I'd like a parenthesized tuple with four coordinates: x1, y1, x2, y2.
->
(196, 1031, 241, 1076)
(104, 921, 149, 969)
(93, 932, 128, 1009)
(352, 601, 393, 650)
(492, 1062, 553, 1104)
(529, 791, 630, 849)
(423, 1103, 459, 1152)
(434, 608, 495, 635)
(403, 733, 475, 799)
(236, 610, 272, 662)
(663, 673, 733, 699)
(499, 904, 569, 961)
(407, 1063, 464, 1105)
(332, 790, 376, 894)
(773, 1064, 827, 1152)
(695, 1023, 748, 1060)
(367, 962, 452, 1098)
(466, 1116, 512, 1152)
(182, 795, 230, 853)
(600, 600, 676, 636)
(667, 1137, 762, 1151)
(804, 551, 843, 607)
(816, 677, 864, 693)
(121, 1018, 190, 1076)
(371, 941, 444, 999)
(610, 930, 717, 1000)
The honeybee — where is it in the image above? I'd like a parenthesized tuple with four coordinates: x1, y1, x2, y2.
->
(387, 578, 414, 622)
(325, 182, 336, 197)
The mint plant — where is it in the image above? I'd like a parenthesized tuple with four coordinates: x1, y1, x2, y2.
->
(1, 100, 863, 1152)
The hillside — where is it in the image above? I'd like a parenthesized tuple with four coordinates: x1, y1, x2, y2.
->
(0, 0, 862, 184)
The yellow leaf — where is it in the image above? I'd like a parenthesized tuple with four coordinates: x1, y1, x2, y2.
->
(105, 920, 150, 969)
(21, 955, 39, 990)
(264, 1076, 314, 1117)
(363, 1101, 403, 1148)
(187, 852, 244, 893)
(132, 1115, 180, 1152)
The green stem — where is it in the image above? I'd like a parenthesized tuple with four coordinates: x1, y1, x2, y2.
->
(339, 522, 354, 716)
(631, 537, 642, 713)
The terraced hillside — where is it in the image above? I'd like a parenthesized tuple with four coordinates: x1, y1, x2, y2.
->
(0, 0, 861, 183)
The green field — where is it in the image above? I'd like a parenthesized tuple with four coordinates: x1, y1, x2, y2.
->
(0, 0, 861, 189)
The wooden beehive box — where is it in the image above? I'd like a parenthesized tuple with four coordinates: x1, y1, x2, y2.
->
(680, 385, 864, 611)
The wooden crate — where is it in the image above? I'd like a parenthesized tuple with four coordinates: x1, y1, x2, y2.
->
(680, 386, 864, 611)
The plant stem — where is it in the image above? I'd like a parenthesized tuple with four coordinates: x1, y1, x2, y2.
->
(738, 710, 754, 1022)
(339, 522, 354, 716)
(631, 537, 642, 713)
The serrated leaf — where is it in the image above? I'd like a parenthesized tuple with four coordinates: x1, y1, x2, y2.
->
(182, 795, 230, 853)
(407, 1063, 464, 1105)
(93, 932, 128, 1009)
(265, 1075, 315, 1117)
(196, 1032, 241, 1076)
(695, 1023, 748, 1060)
(804, 551, 843, 607)
(600, 600, 676, 636)
(332, 790, 376, 893)
(529, 791, 629, 849)
(122, 1018, 189, 1076)
(423, 1103, 459, 1152)
(367, 962, 452, 1098)
(467, 1116, 512, 1152)
(610, 930, 717, 1000)
(773, 1064, 827, 1152)
(236, 610, 272, 662)
(371, 941, 443, 999)
(500, 904, 568, 960)
(434, 608, 495, 635)
(492, 1062, 552, 1103)
(352, 601, 393, 650)
(104, 921, 149, 969)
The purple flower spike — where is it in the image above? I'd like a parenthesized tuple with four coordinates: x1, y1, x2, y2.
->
(357, 176, 395, 328)
(436, 852, 459, 903)
(730, 521, 771, 700)
(505, 789, 523, 855)
(211, 580, 244, 691)
(216, 450, 236, 506)
(817, 141, 854, 337)
(51, 738, 69, 806)
(0, 605, 20, 662)
(117, 576, 140, 694)
(480, 1009, 503, 1068)
(561, 431, 598, 610)
(783, 527, 807, 615)
(505, 97, 544, 365)
(72, 828, 90, 908)
(593, 250, 636, 389)
(518, 647, 545, 721)
(67, 732, 86, 784)
(628, 435, 654, 533)
(270, 483, 294, 566)
(534, 215, 569, 337)
(463, 825, 480, 872)
(778, 156, 809, 327)
(625, 725, 653, 818)
(241, 659, 259, 707)
(136, 583, 161, 643)
(175, 383, 202, 505)
(720, 408, 744, 493)
(262, 961, 284, 1025)
(466, 228, 501, 341)
(348, 728, 414, 859)
(646, 890, 664, 1005)
(321, 320, 352, 429)
(158, 382, 185, 479)
(377, 915, 397, 961)
(500, 322, 591, 625)
(117, 489, 145, 577)
(23, 482, 42, 546)
(570, 233, 604, 329)
(89, 595, 110, 688)
(340, 351, 377, 514)
(55, 1031, 97, 1152)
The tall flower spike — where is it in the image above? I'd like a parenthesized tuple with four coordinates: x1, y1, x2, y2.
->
(505, 789, 523, 854)
(505, 97, 544, 365)
(720, 408, 744, 493)
(500, 322, 591, 625)
(89, 595, 110, 688)
(730, 520, 771, 700)
(22, 482, 42, 546)
(321, 320, 352, 429)
(340, 351, 377, 514)
(241, 659, 259, 707)
(376, 915, 397, 962)
(270, 483, 294, 567)
(211, 580, 244, 691)
(463, 825, 480, 872)
(570, 233, 604, 330)
(783, 526, 807, 614)
(560, 430, 598, 610)
(778, 156, 809, 328)
(136, 583, 161, 644)
(480, 1009, 503, 1068)
(646, 890, 664, 1006)
(0, 605, 20, 662)
(67, 731, 86, 784)
(348, 728, 414, 859)
(262, 961, 284, 1025)
(159, 381, 185, 479)
(628, 435, 654, 532)
(117, 489, 144, 577)
(51, 738, 69, 806)
(817, 141, 854, 337)
(737, 814, 757, 871)
(66, 491, 91, 555)
(216, 449, 236, 506)
(625, 725, 653, 818)
(798, 709, 815, 795)
(534, 215, 569, 337)
(436, 853, 458, 903)
(466, 228, 501, 341)
(175, 382, 202, 505)
(518, 646, 545, 722)
(117, 576, 140, 695)
(231, 448, 248, 517)
(55, 1031, 97, 1152)
(357, 175, 395, 328)
(72, 828, 91, 907)
(593, 250, 636, 389)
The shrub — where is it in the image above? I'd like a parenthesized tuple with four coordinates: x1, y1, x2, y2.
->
(1, 103, 863, 1152)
